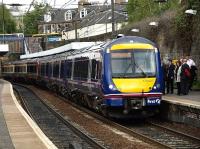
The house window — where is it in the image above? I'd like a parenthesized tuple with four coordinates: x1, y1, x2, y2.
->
(44, 12, 51, 22)
(80, 8, 87, 18)
(65, 10, 72, 21)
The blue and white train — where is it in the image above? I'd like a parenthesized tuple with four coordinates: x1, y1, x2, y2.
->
(2, 36, 163, 118)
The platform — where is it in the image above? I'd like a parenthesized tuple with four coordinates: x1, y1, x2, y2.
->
(0, 79, 57, 149)
(161, 90, 200, 128)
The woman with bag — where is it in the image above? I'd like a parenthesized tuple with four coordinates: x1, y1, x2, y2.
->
(180, 59, 190, 95)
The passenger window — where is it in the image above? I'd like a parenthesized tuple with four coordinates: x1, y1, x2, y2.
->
(53, 62, 59, 78)
(49, 63, 53, 77)
(66, 60, 72, 79)
(91, 59, 101, 82)
(60, 61, 65, 79)
(40, 63, 45, 76)
(74, 57, 89, 81)
(46, 63, 49, 76)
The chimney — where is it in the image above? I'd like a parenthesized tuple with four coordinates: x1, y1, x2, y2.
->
(115, 0, 126, 4)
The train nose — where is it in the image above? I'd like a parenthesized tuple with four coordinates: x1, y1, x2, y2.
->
(112, 78, 156, 93)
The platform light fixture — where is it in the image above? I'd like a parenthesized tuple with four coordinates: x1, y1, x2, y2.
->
(149, 21, 158, 27)
(131, 28, 140, 32)
(185, 9, 197, 15)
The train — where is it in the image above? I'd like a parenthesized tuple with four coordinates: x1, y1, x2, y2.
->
(2, 36, 163, 118)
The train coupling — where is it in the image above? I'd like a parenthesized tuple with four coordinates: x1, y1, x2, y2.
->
(123, 98, 144, 114)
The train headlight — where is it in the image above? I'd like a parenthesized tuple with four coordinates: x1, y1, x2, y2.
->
(109, 84, 114, 89)
(109, 84, 117, 90)
(153, 86, 157, 89)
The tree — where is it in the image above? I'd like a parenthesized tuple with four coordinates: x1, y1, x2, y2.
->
(23, 3, 50, 35)
(0, 4, 16, 33)
(126, 0, 179, 22)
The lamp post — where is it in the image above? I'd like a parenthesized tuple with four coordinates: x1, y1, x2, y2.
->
(184, 9, 197, 56)
(185, 9, 197, 15)
(2, 0, 5, 43)
(7, 3, 24, 33)
(131, 28, 140, 33)
(149, 21, 158, 26)
(111, 0, 115, 37)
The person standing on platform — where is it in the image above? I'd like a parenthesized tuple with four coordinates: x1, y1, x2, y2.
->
(162, 62, 167, 95)
(175, 60, 182, 95)
(186, 56, 196, 68)
(166, 59, 175, 94)
(186, 56, 197, 90)
(180, 59, 190, 95)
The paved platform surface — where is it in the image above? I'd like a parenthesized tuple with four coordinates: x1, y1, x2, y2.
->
(163, 90, 200, 109)
(0, 79, 57, 149)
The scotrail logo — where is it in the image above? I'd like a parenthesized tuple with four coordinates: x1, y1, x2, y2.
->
(147, 98, 161, 105)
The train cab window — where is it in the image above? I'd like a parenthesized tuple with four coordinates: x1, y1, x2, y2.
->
(91, 59, 102, 82)
(111, 50, 156, 78)
(53, 62, 59, 78)
(74, 57, 89, 80)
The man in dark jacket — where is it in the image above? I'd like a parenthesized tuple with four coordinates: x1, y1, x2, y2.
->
(180, 59, 190, 95)
(166, 59, 175, 94)
(162, 62, 167, 95)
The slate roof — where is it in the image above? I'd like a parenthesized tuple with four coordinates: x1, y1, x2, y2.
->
(74, 4, 127, 29)
(39, 3, 127, 30)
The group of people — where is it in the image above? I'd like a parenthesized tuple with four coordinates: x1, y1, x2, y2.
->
(162, 56, 198, 96)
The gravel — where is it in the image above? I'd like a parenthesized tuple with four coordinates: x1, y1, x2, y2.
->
(29, 85, 155, 149)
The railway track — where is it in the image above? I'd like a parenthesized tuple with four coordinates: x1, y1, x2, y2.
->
(13, 84, 107, 149)
(54, 90, 200, 149)
(15, 84, 200, 149)
(124, 122, 200, 149)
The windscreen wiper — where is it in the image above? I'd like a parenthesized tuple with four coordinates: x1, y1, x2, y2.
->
(134, 62, 147, 77)
(121, 63, 132, 78)
(131, 52, 147, 77)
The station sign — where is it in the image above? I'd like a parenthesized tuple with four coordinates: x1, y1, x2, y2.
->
(47, 36, 62, 42)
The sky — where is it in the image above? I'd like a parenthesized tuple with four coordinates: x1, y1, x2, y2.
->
(3, 0, 108, 12)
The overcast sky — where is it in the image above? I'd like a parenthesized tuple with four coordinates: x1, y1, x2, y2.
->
(3, 0, 108, 12)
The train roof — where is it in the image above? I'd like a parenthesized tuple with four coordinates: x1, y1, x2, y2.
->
(106, 36, 156, 49)
(20, 42, 100, 59)
(20, 36, 157, 61)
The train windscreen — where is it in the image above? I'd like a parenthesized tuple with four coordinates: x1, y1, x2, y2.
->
(111, 49, 156, 78)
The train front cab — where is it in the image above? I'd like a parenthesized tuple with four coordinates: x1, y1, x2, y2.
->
(102, 36, 162, 118)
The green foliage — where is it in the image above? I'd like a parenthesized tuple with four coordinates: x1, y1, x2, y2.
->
(193, 80, 200, 90)
(23, 3, 50, 35)
(0, 4, 16, 33)
(174, 0, 200, 54)
(127, 0, 179, 22)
